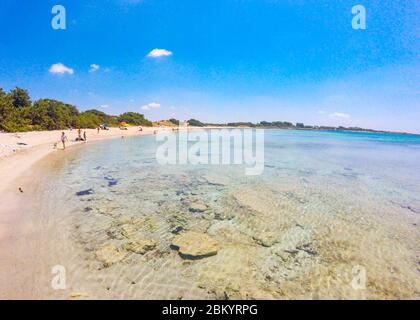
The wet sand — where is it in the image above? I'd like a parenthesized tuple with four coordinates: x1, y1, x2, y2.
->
(0, 127, 161, 298)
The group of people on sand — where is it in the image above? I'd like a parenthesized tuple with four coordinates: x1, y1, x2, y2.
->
(59, 125, 150, 149)
(60, 128, 86, 150)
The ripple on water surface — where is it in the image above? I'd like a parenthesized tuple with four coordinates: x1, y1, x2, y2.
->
(35, 130, 420, 299)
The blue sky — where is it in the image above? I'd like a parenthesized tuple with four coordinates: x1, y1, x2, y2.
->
(0, 0, 419, 133)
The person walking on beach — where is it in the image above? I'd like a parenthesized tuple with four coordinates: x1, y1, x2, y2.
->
(83, 131, 87, 143)
(77, 128, 82, 141)
(61, 132, 68, 150)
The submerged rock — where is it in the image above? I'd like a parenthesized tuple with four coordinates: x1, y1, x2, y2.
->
(401, 205, 420, 214)
(188, 201, 209, 213)
(181, 196, 209, 213)
(108, 180, 118, 187)
(106, 216, 161, 241)
(125, 239, 157, 254)
(252, 232, 279, 247)
(167, 211, 189, 234)
(76, 188, 94, 196)
(203, 173, 230, 186)
(104, 176, 119, 187)
(121, 224, 138, 238)
(171, 231, 218, 259)
(170, 224, 185, 234)
(95, 244, 126, 267)
(106, 224, 125, 240)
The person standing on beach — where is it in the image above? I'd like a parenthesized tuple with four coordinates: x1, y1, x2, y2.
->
(61, 132, 68, 150)
(83, 131, 87, 143)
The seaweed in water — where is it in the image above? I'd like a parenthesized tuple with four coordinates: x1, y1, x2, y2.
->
(104, 176, 119, 187)
(76, 188, 94, 196)
(404, 205, 420, 214)
(390, 200, 420, 214)
(108, 180, 118, 187)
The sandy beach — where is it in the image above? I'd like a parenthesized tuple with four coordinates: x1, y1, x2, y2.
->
(0, 126, 161, 298)
(0, 127, 163, 191)
(0, 127, 162, 232)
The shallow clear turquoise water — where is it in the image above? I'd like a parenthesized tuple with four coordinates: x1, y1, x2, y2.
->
(38, 129, 420, 299)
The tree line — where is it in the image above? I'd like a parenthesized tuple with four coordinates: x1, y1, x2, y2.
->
(0, 87, 152, 132)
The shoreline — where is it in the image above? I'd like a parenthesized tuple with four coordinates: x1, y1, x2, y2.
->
(0, 126, 191, 298)
(0, 125, 227, 192)
(0, 127, 157, 188)
(0, 125, 224, 299)
(0, 125, 221, 247)
(0, 126, 208, 191)
(0, 126, 162, 298)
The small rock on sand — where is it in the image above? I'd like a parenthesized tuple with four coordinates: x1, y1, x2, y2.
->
(171, 231, 218, 259)
(69, 292, 90, 300)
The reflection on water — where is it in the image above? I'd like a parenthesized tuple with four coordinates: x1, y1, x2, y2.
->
(36, 130, 420, 299)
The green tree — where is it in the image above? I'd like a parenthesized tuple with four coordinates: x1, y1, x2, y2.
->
(0, 89, 14, 131)
(77, 109, 119, 127)
(10, 87, 32, 108)
(227, 122, 255, 127)
(76, 109, 111, 128)
(168, 118, 180, 125)
(187, 119, 205, 127)
(30, 99, 79, 130)
(0, 87, 154, 132)
(118, 112, 152, 126)
(0, 89, 32, 132)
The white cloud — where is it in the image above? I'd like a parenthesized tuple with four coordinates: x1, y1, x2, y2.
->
(99, 104, 109, 109)
(146, 48, 173, 58)
(141, 102, 161, 111)
(317, 110, 326, 115)
(329, 112, 351, 119)
(49, 63, 74, 75)
(89, 64, 100, 73)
